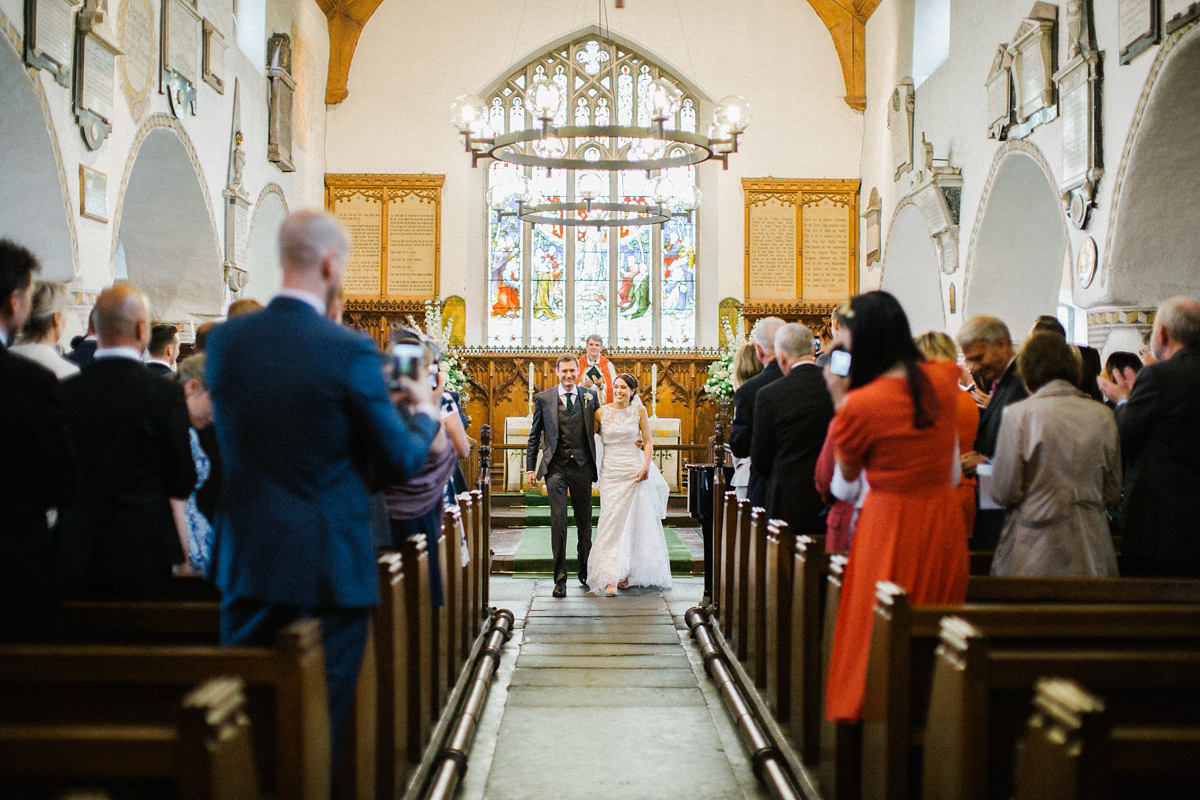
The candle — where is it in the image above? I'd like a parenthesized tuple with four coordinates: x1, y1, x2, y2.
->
(651, 363, 658, 417)
(528, 362, 534, 415)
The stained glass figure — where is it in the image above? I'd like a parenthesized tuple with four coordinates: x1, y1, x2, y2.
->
(530, 169, 567, 346)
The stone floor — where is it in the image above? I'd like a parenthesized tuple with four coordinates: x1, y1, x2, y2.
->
(459, 576, 769, 800)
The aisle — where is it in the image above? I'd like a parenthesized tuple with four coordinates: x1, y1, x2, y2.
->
(460, 577, 768, 800)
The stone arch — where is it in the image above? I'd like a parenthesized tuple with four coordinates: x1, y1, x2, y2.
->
(963, 141, 1067, 339)
(0, 17, 77, 281)
(879, 199, 946, 334)
(242, 183, 289, 303)
(1104, 20, 1200, 304)
(112, 115, 222, 321)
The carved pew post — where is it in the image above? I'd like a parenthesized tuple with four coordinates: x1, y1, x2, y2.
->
(790, 534, 828, 765)
(860, 582, 914, 800)
(477, 424, 492, 614)
(399, 535, 432, 762)
(731, 498, 753, 659)
(819, 555, 860, 800)
(746, 507, 770, 687)
(718, 490, 738, 629)
(432, 531, 451, 716)
(442, 506, 463, 693)
(456, 493, 475, 660)
(765, 518, 795, 717)
(710, 423, 728, 606)
(1014, 679, 1110, 800)
(374, 554, 409, 798)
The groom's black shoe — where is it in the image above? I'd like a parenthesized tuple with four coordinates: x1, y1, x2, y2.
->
(578, 573, 588, 588)
(552, 582, 567, 598)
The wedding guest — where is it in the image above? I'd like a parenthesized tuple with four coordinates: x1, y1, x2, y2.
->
(914, 331, 979, 534)
(1104, 350, 1143, 385)
(169, 354, 216, 574)
(226, 297, 264, 317)
(730, 316, 785, 508)
(65, 306, 98, 367)
(728, 342, 762, 501)
(990, 332, 1120, 577)
(823, 291, 967, 722)
(146, 323, 180, 375)
(11, 280, 79, 379)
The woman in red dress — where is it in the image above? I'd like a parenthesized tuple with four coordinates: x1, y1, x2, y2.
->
(823, 292, 969, 722)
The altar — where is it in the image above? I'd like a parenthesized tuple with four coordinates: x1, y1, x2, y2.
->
(503, 415, 683, 492)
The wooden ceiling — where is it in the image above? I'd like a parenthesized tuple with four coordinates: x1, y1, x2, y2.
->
(319, 0, 882, 110)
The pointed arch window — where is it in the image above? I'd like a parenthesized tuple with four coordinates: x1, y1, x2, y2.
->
(485, 36, 698, 349)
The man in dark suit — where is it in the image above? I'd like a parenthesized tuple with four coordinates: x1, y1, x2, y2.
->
(65, 306, 97, 367)
(57, 285, 196, 600)
(525, 354, 600, 597)
(751, 323, 834, 536)
(145, 323, 180, 375)
(957, 315, 1028, 550)
(1099, 296, 1200, 576)
(205, 210, 440, 758)
(730, 316, 785, 509)
(0, 239, 76, 641)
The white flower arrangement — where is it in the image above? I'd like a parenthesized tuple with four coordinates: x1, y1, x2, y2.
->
(408, 300, 471, 401)
(702, 310, 747, 402)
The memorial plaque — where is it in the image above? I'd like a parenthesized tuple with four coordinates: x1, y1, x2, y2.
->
(79, 164, 108, 222)
(747, 200, 797, 300)
(119, 0, 154, 105)
(1060, 78, 1088, 188)
(234, 200, 249, 267)
(267, 34, 295, 172)
(26, 0, 77, 83)
(335, 192, 384, 295)
(985, 46, 1012, 139)
(202, 19, 225, 93)
(743, 178, 859, 304)
(386, 195, 438, 297)
(1119, 0, 1159, 64)
(801, 198, 852, 302)
(163, 0, 199, 83)
(81, 33, 118, 121)
(1165, 0, 1200, 33)
(1008, 4, 1057, 134)
(888, 80, 915, 180)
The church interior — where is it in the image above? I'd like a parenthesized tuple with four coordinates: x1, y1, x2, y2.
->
(3, 0, 1200, 797)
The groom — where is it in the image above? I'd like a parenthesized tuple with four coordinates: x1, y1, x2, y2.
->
(526, 354, 600, 597)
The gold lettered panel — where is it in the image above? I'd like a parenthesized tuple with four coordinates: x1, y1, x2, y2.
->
(742, 178, 860, 304)
(325, 173, 444, 300)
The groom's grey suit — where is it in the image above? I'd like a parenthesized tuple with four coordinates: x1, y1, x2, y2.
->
(526, 384, 599, 587)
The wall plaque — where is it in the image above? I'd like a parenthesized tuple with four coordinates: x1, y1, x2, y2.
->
(887, 79, 915, 180)
(74, 27, 121, 149)
(25, 0, 79, 85)
(1165, 0, 1200, 33)
(79, 164, 108, 222)
(326, 174, 444, 300)
(118, 0, 154, 119)
(267, 34, 295, 172)
(202, 19, 224, 93)
(1119, 0, 1159, 64)
(743, 178, 859, 304)
(862, 188, 882, 267)
(1007, 2, 1058, 136)
(160, 0, 198, 116)
(985, 45, 1013, 139)
(1054, 0, 1103, 229)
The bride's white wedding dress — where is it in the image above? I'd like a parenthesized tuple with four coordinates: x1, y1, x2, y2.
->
(586, 403, 673, 592)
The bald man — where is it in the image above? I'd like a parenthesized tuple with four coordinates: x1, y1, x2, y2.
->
(57, 285, 197, 600)
(206, 209, 440, 760)
(730, 315, 786, 508)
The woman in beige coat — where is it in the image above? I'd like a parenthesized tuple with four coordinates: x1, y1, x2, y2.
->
(989, 332, 1121, 576)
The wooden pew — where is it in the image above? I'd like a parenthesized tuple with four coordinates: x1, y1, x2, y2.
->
(859, 580, 1200, 800)
(0, 618, 331, 800)
(819, 555, 860, 800)
(924, 617, 1200, 800)
(764, 518, 795, 715)
(457, 493, 476, 661)
(443, 506, 463, 696)
(731, 498, 753, 659)
(0, 676, 260, 800)
(470, 487, 488, 634)
(745, 507, 770, 688)
(374, 553, 409, 800)
(400, 534, 433, 763)
(169, 574, 222, 602)
(718, 490, 738, 630)
(1015, 678, 1200, 800)
(788, 533, 828, 766)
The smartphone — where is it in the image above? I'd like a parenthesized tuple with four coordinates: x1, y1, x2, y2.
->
(830, 349, 852, 377)
(389, 343, 423, 389)
(428, 363, 440, 389)
(813, 337, 822, 354)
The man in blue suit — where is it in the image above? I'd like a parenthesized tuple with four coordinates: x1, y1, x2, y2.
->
(205, 210, 440, 758)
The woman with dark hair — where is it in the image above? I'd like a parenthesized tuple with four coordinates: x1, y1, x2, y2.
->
(823, 291, 969, 722)
(989, 332, 1120, 576)
(587, 373, 672, 595)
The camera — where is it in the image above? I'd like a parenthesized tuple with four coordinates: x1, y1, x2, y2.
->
(829, 349, 852, 377)
(389, 343, 424, 390)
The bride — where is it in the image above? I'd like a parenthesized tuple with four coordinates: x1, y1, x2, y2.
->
(587, 373, 673, 596)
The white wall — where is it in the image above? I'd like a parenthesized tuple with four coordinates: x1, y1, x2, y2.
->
(325, 0, 865, 347)
(860, 0, 1185, 341)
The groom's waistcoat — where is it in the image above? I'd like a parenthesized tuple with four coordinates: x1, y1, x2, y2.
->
(552, 392, 588, 468)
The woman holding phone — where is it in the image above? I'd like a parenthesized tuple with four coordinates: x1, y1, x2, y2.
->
(821, 292, 969, 723)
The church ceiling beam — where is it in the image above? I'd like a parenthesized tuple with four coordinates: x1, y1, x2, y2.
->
(320, 0, 386, 104)
(806, 0, 880, 111)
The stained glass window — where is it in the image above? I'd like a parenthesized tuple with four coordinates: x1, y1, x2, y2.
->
(484, 36, 699, 349)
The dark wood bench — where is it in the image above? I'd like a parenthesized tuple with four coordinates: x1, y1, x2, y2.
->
(924, 618, 1200, 800)
(859, 580, 1200, 800)
(763, 519, 795, 718)
(717, 490, 739, 636)
(1015, 677, 1200, 800)
(0, 618, 331, 800)
(788, 533, 828, 766)
(0, 676, 260, 800)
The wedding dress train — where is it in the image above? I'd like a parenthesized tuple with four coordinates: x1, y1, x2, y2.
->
(586, 403, 673, 592)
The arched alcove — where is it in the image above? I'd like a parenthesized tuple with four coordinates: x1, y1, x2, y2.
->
(0, 33, 76, 280)
(1106, 23, 1200, 303)
(115, 119, 222, 321)
(964, 147, 1066, 338)
(880, 202, 945, 334)
(242, 185, 289, 303)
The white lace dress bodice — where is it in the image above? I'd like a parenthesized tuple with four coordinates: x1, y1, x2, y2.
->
(587, 404, 672, 591)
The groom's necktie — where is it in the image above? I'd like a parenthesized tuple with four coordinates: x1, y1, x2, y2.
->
(566, 393, 574, 413)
